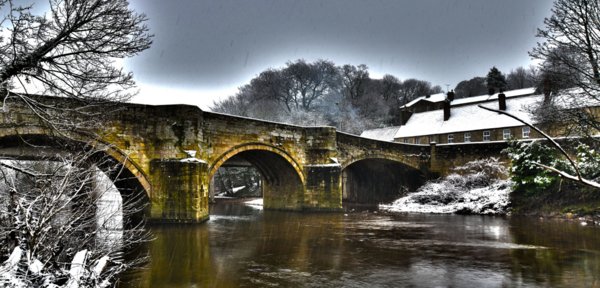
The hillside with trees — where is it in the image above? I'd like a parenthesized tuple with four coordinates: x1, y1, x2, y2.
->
(212, 61, 543, 135)
(212, 60, 441, 134)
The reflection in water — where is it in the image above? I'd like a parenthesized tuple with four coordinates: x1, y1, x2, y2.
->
(121, 201, 600, 287)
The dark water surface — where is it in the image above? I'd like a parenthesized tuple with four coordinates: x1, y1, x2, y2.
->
(122, 201, 600, 287)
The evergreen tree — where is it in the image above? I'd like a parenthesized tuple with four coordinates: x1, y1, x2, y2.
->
(486, 66, 507, 94)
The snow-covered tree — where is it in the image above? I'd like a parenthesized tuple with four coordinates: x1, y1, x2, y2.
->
(530, 0, 600, 139)
(0, 1, 152, 286)
(0, 151, 149, 287)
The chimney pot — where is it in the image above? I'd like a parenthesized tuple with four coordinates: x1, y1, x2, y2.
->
(447, 90, 455, 101)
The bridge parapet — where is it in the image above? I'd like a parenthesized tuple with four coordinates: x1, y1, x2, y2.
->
(335, 132, 430, 171)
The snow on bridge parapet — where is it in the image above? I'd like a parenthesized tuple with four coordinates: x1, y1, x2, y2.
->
(359, 126, 400, 142)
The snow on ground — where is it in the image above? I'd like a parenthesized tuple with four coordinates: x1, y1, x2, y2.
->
(380, 180, 512, 215)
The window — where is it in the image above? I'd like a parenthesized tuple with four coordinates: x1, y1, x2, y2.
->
(503, 129, 511, 140)
(415, 137, 420, 144)
(447, 134, 454, 143)
(464, 132, 471, 142)
(522, 127, 530, 138)
(483, 130, 491, 141)
(403, 138, 409, 143)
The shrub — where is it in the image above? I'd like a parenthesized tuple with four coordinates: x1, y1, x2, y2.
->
(505, 141, 560, 194)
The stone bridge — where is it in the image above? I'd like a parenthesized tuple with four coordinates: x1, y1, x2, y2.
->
(0, 97, 509, 223)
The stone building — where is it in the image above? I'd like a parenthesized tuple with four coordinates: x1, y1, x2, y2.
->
(361, 87, 600, 144)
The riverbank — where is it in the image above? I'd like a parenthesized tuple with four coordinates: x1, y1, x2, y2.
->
(510, 179, 600, 224)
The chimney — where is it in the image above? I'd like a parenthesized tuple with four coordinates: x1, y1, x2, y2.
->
(498, 91, 506, 110)
(400, 110, 413, 125)
(447, 90, 455, 101)
(425, 94, 430, 98)
(443, 100, 451, 121)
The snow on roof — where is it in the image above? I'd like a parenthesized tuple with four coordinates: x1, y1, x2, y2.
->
(401, 87, 537, 109)
(394, 94, 542, 138)
(360, 126, 401, 142)
(451, 87, 536, 106)
(402, 93, 447, 108)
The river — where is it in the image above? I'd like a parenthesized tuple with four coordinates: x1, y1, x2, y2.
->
(121, 200, 600, 287)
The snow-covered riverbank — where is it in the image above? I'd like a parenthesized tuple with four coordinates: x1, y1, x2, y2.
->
(380, 179, 512, 215)
(381, 158, 513, 215)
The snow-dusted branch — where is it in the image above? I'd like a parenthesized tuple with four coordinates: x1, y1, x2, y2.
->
(478, 104, 600, 189)
(0, 151, 150, 287)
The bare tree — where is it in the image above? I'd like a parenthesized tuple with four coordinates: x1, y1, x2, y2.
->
(211, 88, 253, 117)
(341, 64, 369, 100)
(380, 74, 402, 103)
(250, 69, 295, 112)
(0, 149, 150, 287)
(531, 0, 600, 89)
(530, 0, 600, 139)
(0, 0, 152, 131)
(506, 66, 537, 90)
(0, 1, 152, 286)
(398, 78, 441, 105)
(284, 59, 340, 111)
(211, 60, 444, 131)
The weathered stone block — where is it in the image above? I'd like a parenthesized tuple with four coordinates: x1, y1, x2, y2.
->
(304, 164, 342, 211)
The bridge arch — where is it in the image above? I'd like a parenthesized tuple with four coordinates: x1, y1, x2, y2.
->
(341, 151, 423, 171)
(341, 156, 425, 205)
(0, 130, 152, 223)
(208, 143, 305, 210)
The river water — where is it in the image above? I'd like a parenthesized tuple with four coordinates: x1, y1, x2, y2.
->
(122, 200, 600, 287)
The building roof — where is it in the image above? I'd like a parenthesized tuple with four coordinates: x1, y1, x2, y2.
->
(395, 94, 541, 139)
(360, 126, 401, 142)
(451, 87, 536, 106)
(401, 87, 537, 109)
(402, 93, 446, 108)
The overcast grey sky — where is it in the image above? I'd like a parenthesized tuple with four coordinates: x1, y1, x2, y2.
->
(123, 0, 554, 109)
